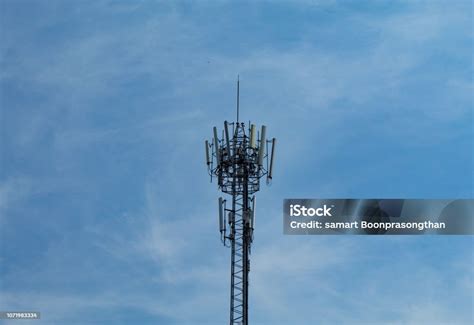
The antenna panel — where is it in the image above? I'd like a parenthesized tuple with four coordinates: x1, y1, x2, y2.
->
(250, 124, 256, 148)
(224, 121, 231, 153)
(213, 126, 220, 163)
(257, 125, 266, 166)
(205, 140, 210, 165)
(219, 197, 224, 232)
(268, 138, 276, 179)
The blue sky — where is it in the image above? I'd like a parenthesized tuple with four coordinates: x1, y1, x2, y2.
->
(0, 0, 473, 324)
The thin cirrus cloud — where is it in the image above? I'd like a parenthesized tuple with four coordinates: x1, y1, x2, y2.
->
(0, 0, 472, 324)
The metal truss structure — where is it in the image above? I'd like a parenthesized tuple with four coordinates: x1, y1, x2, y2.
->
(206, 80, 275, 325)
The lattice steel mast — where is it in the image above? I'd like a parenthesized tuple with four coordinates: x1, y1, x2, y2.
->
(206, 78, 276, 325)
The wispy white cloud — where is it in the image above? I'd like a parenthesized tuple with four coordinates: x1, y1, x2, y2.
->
(0, 0, 472, 324)
(0, 177, 31, 220)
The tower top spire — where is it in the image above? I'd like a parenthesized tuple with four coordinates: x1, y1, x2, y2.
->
(236, 75, 240, 123)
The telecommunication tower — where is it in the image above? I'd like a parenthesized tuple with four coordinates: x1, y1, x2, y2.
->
(205, 78, 276, 325)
